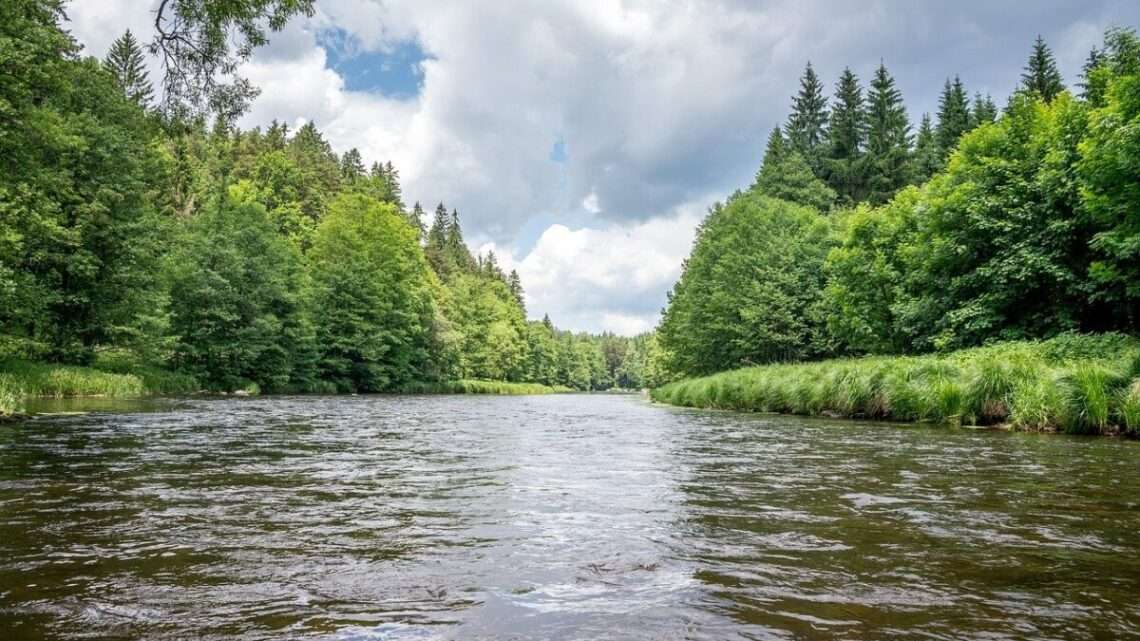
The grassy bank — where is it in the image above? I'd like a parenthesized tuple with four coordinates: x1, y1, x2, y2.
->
(0, 359, 198, 417)
(651, 334, 1140, 435)
(396, 379, 572, 395)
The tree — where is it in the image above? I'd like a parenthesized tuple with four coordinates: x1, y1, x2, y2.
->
(103, 30, 154, 107)
(1079, 47, 1106, 102)
(911, 114, 942, 184)
(0, 2, 170, 362)
(307, 193, 435, 391)
(935, 76, 971, 158)
(1078, 27, 1140, 327)
(894, 93, 1095, 350)
(408, 201, 427, 243)
(823, 190, 921, 354)
(657, 192, 834, 376)
(785, 62, 829, 174)
(339, 148, 365, 182)
(149, 0, 317, 120)
(864, 62, 912, 204)
(824, 68, 867, 204)
(752, 128, 836, 211)
(425, 202, 452, 278)
(508, 269, 525, 310)
(969, 93, 998, 128)
(166, 194, 314, 392)
(1021, 35, 1065, 102)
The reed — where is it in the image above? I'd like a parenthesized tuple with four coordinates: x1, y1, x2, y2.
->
(651, 334, 1140, 434)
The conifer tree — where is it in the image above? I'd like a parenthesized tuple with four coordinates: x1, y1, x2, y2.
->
(785, 62, 829, 174)
(970, 93, 998, 127)
(446, 209, 475, 272)
(1021, 35, 1065, 102)
(408, 201, 427, 243)
(753, 128, 836, 212)
(508, 270, 525, 310)
(935, 76, 970, 159)
(425, 203, 451, 278)
(103, 30, 153, 107)
(384, 160, 405, 210)
(912, 113, 942, 184)
(864, 62, 911, 204)
(339, 148, 365, 182)
(824, 67, 867, 204)
(1078, 47, 1106, 102)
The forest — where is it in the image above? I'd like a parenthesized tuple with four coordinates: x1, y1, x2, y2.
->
(653, 29, 1140, 433)
(0, 1, 664, 413)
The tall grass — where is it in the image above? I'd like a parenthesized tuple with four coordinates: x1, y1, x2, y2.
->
(396, 379, 571, 395)
(0, 358, 198, 417)
(651, 334, 1140, 435)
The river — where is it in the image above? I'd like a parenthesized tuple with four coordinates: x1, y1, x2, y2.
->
(1, 394, 1138, 640)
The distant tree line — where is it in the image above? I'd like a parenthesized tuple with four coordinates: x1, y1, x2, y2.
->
(660, 29, 1140, 377)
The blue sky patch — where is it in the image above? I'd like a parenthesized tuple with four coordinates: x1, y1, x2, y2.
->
(321, 28, 430, 98)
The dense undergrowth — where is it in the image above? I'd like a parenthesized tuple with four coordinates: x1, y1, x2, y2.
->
(651, 334, 1140, 435)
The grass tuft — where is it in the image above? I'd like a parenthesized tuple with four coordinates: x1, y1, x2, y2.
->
(651, 335, 1140, 434)
(395, 380, 571, 395)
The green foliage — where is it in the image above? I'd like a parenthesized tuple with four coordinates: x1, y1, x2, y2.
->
(822, 189, 921, 354)
(308, 193, 434, 392)
(1078, 29, 1140, 327)
(864, 63, 912, 204)
(784, 62, 829, 174)
(658, 192, 833, 376)
(0, 2, 170, 363)
(652, 336, 1140, 434)
(1022, 35, 1066, 102)
(103, 30, 153, 107)
(936, 76, 971, 158)
(753, 129, 836, 211)
(166, 193, 314, 392)
(824, 68, 867, 204)
(892, 93, 1097, 351)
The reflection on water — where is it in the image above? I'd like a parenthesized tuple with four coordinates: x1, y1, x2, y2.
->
(0, 395, 1138, 640)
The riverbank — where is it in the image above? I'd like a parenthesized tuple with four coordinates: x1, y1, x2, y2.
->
(651, 334, 1140, 435)
(0, 360, 574, 417)
(395, 380, 572, 395)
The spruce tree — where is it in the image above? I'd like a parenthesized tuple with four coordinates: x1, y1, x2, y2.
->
(425, 203, 451, 278)
(1078, 47, 1105, 102)
(446, 209, 475, 272)
(912, 113, 942, 184)
(339, 148, 365, 181)
(103, 30, 153, 107)
(409, 201, 427, 243)
(508, 270, 525, 310)
(1021, 35, 1065, 102)
(784, 62, 829, 175)
(754, 128, 835, 212)
(864, 62, 911, 204)
(824, 67, 867, 204)
(970, 93, 998, 127)
(384, 160, 405, 210)
(935, 76, 970, 159)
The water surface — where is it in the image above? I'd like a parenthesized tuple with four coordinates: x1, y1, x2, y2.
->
(1, 394, 1138, 640)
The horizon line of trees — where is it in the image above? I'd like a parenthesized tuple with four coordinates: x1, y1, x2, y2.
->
(659, 28, 1140, 377)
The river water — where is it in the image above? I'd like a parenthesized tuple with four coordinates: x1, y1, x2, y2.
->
(1, 394, 1138, 640)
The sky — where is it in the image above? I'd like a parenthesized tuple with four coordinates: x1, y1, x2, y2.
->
(66, 0, 1140, 335)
